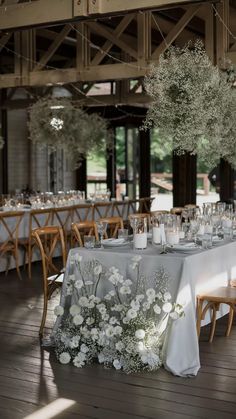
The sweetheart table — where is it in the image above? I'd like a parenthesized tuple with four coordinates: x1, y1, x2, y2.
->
(52, 240, 236, 377)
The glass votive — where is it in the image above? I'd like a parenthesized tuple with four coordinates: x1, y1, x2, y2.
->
(152, 225, 161, 244)
(223, 227, 233, 241)
(201, 234, 212, 249)
(134, 233, 147, 249)
(166, 230, 179, 245)
(84, 235, 95, 249)
(118, 229, 128, 240)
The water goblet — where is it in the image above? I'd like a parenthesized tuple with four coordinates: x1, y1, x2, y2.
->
(96, 221, 107, 246)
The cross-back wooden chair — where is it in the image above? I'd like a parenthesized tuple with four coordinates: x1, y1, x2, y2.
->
(73, 203, 94, 224)
(170, 207, 184, 215)
(93, 202, 112, 219)
(196, 287, 236, 342)
(138, 197, 153, 213)
(0, 211, 25, 280)
(99, 216, 124, 239)
(32, 226, 66, 336)
(52, 206, 74, 246)
(71, 221, 99, 247)
(19, 208, 54, 279)
(111, 200, 130, 224)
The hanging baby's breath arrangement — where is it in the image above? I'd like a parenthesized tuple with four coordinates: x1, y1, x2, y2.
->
(28, 97, 112, 169)
(143, 40, 236, 168)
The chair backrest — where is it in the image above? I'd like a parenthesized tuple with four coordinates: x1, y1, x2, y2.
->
(71, 221, 99, 247)
(73, 203, 94, 223)
(32, 226, 66, 283)
(99, 216, 124, 238)
(93, 202, 112, 219)
(52, 206, 74, 239)
(112, 200, 130, 222)
(29, 208, 53, 238)
(0, 211, 25, 253)
(138, 197, 153, 213)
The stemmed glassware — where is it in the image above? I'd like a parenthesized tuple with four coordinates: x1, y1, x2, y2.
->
(95, 221, 107, 247)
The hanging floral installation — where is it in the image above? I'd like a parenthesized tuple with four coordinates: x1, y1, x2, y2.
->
(28, 97, 113, 168)
(143, 40, 236, 168)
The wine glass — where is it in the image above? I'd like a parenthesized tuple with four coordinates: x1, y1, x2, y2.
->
(95, 221, 107, 246)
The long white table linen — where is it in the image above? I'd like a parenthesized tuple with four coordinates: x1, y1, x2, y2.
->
(52, 240, 236, 376)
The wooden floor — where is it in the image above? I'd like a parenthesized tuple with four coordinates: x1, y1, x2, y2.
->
(0, 264, 236, 419)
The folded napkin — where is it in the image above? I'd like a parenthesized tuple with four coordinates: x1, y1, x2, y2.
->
(103, 238, 125, 245)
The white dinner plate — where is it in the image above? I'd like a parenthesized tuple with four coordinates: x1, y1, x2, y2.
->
(169, 243, 199, 252)
(102, 238, 130, 248)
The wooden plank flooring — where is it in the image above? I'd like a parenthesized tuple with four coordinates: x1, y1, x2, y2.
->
(0, 263, 236, 419)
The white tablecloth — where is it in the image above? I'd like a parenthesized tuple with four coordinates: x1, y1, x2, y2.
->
(53, 240, 236, 376)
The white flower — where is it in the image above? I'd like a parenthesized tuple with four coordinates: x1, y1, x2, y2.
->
(86, 317, 95, 325)
(135, 329, 145, 340)
(98, 353, 105, 363)
(54, 305, 64, 316)
(69, 304, 81, 316)
(126, 343, 134, 353)
(105, 326, 115, 337)
(115, 341, 125, 351)
(109, 316, 119, 325)
(75, 279, 84, 290)
(94, 264, 102, 275)
(104, 294, 112, 301)
(124, 279, 132, 286)
(162, 302, 172, 313)
(69, 336, 80, 348)
(170, 311, 179, 320)
(78, 296, 89, 307)
(80, 343, 89, 353)
(80, 326, 90, 338)
(126, 309, 137, 320)
(91, 327, 99, 336)
(109, 290, 116, 297)
(164, 291, 172, 301)
(73, 358, 85, 368)
(85, 280, 93, 286)
(146, 288, 156, 299)
(73, 314, 84, 325)
(108, 272, 124, 286)
(122, 317, 129, 324)
(97, 304, 106, 315)
(59, 352, 71, 364)
(114, 326, 122, 335)
(131, 300, 140, 310)
(119, 285, 131, 295)
(113, 359, 122, 370)
(153, 304, 161, 315)
(136, 341, 144, 352)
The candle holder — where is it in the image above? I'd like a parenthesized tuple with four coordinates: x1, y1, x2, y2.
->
(133, 217, 148, 250)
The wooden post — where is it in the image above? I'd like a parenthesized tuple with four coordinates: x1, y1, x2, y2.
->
(219, 159, 234, 203)
(0, 89, 8, 194)
(75, 157, 87, 198)
(106, 127, 116, 198)
(173, 152, 197, 207)
(139, 129, 150, 199)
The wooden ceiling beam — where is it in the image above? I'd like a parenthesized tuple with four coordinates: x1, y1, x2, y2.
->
(87, 21, 138, 60)
(33, 24, 71, 71)
(88, 0, 197, 15)
(0, 0, 88, 30)
(152, 4, 201, 59)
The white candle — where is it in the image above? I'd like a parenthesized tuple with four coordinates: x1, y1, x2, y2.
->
(153, 226, 161, 244)
(166, 232, 179, 245)
(198, 225, 205, 235)
(160, 224, 166, 244)
(134, 233, 147, 249)
(222, 219, 232, 228)
(179, 231, 185, 239)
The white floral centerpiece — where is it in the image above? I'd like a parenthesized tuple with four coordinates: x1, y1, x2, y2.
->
(53, 255, 184, 373)
(143, 40, 236, 168)
(28, 98, 113, 169)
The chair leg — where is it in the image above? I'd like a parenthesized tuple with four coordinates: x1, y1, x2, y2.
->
(209, 304, 218, 343)
(226, 305, 234, 337)
(196, 297, 203, 338)
(28, 245, 32, 279)
(39, 294, 48, 337)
